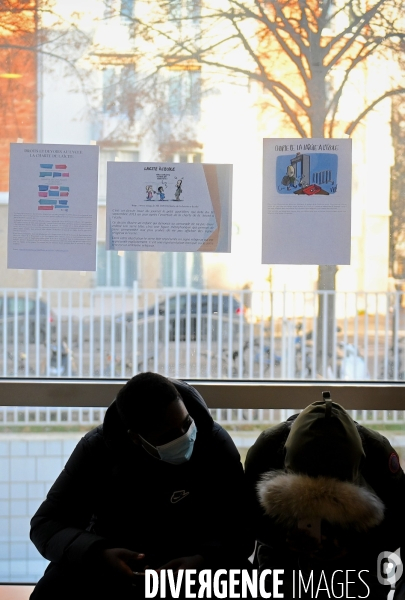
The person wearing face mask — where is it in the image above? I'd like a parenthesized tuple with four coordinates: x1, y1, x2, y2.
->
(29, 372, 253, 600)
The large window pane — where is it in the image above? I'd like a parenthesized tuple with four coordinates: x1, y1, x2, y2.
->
(0, 0, 404, 383)
(0, 289, 404, 380)
(0, 404, 404, 582)
(1, 0, 405, 588)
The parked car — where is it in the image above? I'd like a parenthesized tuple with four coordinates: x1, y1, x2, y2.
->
(118, 293, 247, 341)
(0, 295, 56, 344)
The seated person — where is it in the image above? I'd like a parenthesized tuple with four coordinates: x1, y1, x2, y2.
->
(245, 393, 405, 599)
(30, 372, 253, 600)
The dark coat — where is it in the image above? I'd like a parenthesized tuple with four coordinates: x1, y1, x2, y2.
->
(30, 379, 253, 570)
(245, 413, 405, 567)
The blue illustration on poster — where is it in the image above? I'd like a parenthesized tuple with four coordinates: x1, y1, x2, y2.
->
(276, 152, 338, 196)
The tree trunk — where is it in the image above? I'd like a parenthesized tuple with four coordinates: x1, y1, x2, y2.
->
(309, 70, 338, 376)
(317, 265, 338, 375)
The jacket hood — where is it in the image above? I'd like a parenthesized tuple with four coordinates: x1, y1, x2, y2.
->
(284, 399, 365, 481)
(257, 471, 385, 532)
(103, 378, 214, 454)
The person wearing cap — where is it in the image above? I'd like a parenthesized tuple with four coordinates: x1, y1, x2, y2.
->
(245, 394, 405, 598)
(29, 372, 253, 599)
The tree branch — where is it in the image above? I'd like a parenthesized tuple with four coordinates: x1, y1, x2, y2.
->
(264, 84, 309, 137)
(250, 0, 310, 83)
(346, 88, 405, 135)
(326, 41, 378, 135)
(325, 0, 387, 69)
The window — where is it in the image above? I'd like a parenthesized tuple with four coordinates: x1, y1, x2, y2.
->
(168, 69, 201, 119)
(161, 252, 203, 288)
(0, 0, 403, 383)
(0, 386, 404, 583)
(166, 151, 202, 163)
(102, 64, 137, 121)
(120, 0, 135, 19)
(96, 244, 139, 288)
(162, 252, 187, 287)
(168, 72, 183, 117)
(186, 0, 201, 21)
(168, 0, 201, 24)
(168, 0, 182, 22)
(98, 148, 139, 201)
(98, 149, 116, 201)
(1, 0, 405, 586)
(102, 67, 117, 113)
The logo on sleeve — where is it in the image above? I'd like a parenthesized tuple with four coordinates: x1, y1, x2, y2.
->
(171, 490, 189, 503)
(389, 452, 400, 474)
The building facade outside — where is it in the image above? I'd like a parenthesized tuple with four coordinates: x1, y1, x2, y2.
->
(0, 0, 402, 312)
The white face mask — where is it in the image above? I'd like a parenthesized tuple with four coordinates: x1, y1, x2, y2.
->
(139, 419, 197, 465)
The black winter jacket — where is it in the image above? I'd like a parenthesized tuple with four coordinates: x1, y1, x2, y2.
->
(30, 380, 253, 569)
(245, 413, 405, 565)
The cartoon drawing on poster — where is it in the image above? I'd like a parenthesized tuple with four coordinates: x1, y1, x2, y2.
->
(174, 178, 183, 201)
(277, 152, 338, 195)
(145, 184, 154, 201)
(156, 186, 166, 201)
(262, 139, 351, 265)
(106, 162, 232, 252)
(143, 175, 186, 202)
(8, 143, 99, 271)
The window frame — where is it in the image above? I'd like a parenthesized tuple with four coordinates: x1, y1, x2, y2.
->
(0, 379, 403, 409)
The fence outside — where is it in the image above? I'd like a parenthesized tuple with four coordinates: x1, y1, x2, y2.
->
(0, 286, 404, 381)
(1, 406, 405, 428)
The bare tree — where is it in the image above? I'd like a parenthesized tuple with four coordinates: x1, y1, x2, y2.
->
(390, 93, 405, 279)
(145, 0, 405, 134)
(122, 0, 405, 370)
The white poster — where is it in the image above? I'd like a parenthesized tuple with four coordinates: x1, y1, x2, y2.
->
(262, 139, 352, 265)
(8, 143, 99, 271)
(106, 162, 232, 252)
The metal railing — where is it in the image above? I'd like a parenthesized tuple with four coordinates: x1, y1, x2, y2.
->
(0, 286, 404, 381)
(1, 406, 404, 427)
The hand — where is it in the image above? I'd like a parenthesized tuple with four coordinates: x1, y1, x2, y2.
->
(157, 554, 205, 574)
(101, 548, 145, 581)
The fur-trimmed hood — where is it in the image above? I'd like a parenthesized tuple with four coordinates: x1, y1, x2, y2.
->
(257, 470, 385, 532)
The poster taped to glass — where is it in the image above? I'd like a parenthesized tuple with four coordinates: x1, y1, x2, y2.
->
(7, 143, 99, 271)
(106, 162, 232, 252)
(262, 138, 352, 265)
